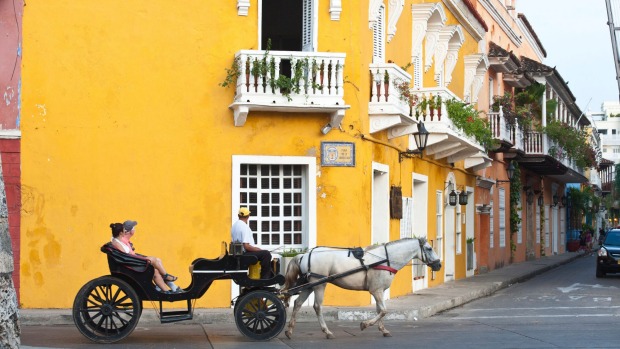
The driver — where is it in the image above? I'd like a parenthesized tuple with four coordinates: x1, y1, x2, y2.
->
(231, 207, 273, 279)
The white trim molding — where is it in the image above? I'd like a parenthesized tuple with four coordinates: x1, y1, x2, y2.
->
(387, 0, 405, 42)
(441, 0, 486, 42)
(330, 0, 342, 21)
(411, 3, 446, 62)
(434, 26, 464, 85)
(369, 0, 384, 29)
(237, 0, 250, 16)
(463, 54, 488, 103)
(478, 0, 522, 46)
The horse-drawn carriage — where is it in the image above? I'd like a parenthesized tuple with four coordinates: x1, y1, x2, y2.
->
(73, 238, 441, 343)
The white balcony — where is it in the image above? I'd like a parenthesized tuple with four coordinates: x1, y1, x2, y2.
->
(368, 63, 415, 133)
(229, 50, 349, 130)
(387, 86, 491, 170)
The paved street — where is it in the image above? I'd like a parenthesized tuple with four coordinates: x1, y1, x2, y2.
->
(21, 251, 620, 349)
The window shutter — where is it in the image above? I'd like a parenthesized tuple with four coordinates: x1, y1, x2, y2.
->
(499, 188, 506, 247)
(302, 0, 314, 51)
(372, 5, 385, 63)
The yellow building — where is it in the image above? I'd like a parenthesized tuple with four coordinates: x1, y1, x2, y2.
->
(20, 0, 493, 309)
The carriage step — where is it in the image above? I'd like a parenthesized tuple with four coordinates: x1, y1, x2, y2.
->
(160, 311, 193, 324)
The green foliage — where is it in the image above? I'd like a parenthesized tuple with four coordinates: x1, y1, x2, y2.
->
(492, 83, 557, 131)
(543, 120, 597, 169)
(445, 99, 493, 150)
(280, 248, 306, 257)
(220, 55, 241, 88)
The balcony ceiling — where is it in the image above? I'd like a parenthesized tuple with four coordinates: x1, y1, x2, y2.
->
(515, 154, 588, 183)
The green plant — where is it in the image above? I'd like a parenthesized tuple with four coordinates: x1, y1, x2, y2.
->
(220, 55, 241, 88)
(543, 120, 597, 169)
(466, 237, 475, 244)
(445, 99, 494, 150)
(394, 79, 418, 111)
(280, 248, 305, 257)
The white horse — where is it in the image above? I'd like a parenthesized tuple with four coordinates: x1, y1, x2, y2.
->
(281, 237, 441, 339)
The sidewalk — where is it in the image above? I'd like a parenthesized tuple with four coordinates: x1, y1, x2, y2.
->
(19, 251, 586, 326)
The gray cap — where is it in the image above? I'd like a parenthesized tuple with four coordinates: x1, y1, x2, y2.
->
(123, 220, 138, 232)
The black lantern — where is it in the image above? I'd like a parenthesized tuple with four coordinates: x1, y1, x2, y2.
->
(538, 194, 544, 206)
(448, 190, 457, 206)
(459, 191, 468, 205)
(399, 122, 430, 161)
(561, 196, 567, 207)
(526, 191, 534, 205)
(553, 194, 559, 207)
(506, 162, 515, 180)
(413, 122, 430, 151)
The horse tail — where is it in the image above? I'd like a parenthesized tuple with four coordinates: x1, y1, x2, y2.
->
(281, 255, 302, 307)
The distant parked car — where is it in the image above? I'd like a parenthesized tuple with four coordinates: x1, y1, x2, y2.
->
(596, 229, 620, 277)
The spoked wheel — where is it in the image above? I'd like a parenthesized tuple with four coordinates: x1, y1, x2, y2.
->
(234, 290, 286, 340)
(72, 276, 142, 343)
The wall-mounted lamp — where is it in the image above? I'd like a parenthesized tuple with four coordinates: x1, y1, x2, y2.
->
(399, 122, 430, 161)
(448, 190, 458, 206)
(538, 193, 544, 206)
(495, 161, 515, 186)
(561, 196, 567, 207)
(552, 194, 559, 207)
(526, 190, 534, 205)
(458, 191, 469, 205)
(321, 123, 333, 135)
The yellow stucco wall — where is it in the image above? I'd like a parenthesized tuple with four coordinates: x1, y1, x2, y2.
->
(21, 0, 485, 308)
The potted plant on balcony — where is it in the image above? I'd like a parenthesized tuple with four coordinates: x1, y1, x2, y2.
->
(394, 79, 418, 117)
(445, 99, 493, 150)
(435, 95, 443, 121)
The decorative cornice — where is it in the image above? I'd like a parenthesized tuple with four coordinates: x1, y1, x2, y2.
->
(441, 0, 486, 42)
(387, 0, 405, 42)
(478, 0, 522, 46)
(516, 14, 546, 61)
(237, 0, 250, 16)
(463, 54, 488, 103)
(369, 0, 383, 29)
(411, 3, 446, 59)
(435, 26, 464, 84)
(330, 0, 342, 21)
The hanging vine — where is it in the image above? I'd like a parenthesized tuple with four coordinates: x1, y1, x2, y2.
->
(509, 162, 522, 261)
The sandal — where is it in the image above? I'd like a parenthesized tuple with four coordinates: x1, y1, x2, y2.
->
(163, 273, 178, 282)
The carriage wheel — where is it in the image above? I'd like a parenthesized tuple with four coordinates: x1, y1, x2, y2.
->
(72, 276, 142, 343)
(234, 290, 286, 340)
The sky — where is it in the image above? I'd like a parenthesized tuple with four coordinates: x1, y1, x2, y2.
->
(517, 0, 618, 113)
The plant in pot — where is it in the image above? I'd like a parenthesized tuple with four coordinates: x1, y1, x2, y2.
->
(279, 248, 306, 275)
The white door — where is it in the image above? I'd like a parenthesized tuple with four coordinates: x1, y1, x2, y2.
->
(444, 204, 456, 281)
(412, 174, 428, 291)
(372, 162, 390, 301)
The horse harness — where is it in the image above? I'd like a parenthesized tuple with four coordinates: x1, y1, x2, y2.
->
(299, 244, 397, 285)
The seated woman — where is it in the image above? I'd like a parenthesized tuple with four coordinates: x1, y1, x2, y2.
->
(110, 221, 181, 293)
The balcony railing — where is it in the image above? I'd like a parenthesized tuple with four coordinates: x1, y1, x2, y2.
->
(229, 50, 348, 128)
(368, 63, 413, 133)
(523, 131, 583, 175)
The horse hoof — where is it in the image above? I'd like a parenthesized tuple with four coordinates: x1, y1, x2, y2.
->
(285, 330, 292, 339)
(383, 332, 392, 337)
(326, 333, 335, 339)
(360, 323, 367, 331)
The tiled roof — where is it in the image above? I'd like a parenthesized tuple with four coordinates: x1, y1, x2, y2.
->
(520, 56, 553, 75)
(463, 0, 489, 32)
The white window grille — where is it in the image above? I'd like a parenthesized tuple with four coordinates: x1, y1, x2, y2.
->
(436, 191, 443, 260)
(536, 208, 541, 244)
(372, 4, 385, 63)
(490, 198, 494, 248)
(239, 163, 305, 250)
(499, 188, 506, 247)
(545, 205, 550, 248)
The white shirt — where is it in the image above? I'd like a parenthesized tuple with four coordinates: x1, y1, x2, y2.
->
(112, 237, 132, 253)
(231, 219, 255, 251)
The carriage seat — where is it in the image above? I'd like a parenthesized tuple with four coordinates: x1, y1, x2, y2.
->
(101, 242, 152, 273)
